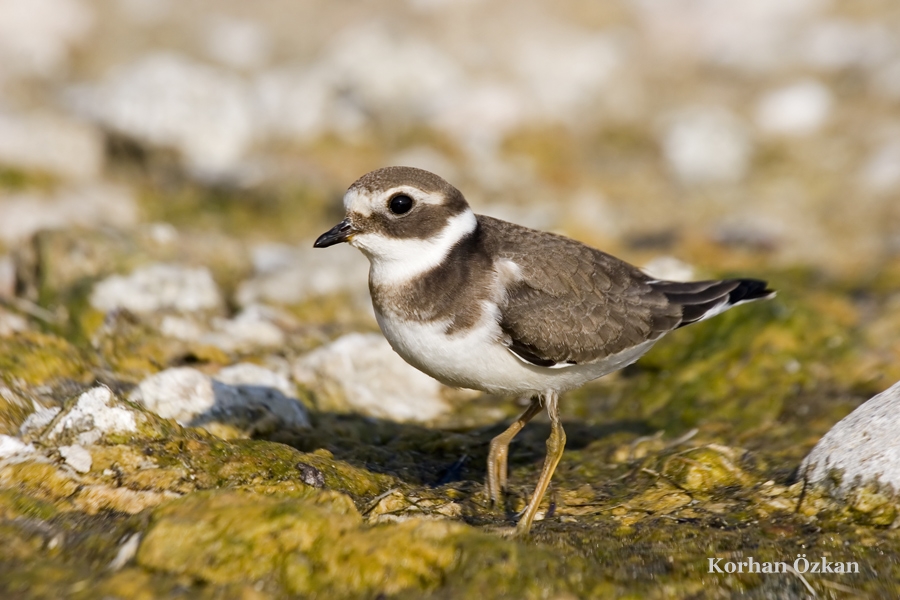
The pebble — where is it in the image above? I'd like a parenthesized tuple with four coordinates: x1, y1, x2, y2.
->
(90, 263, 223, 314)
(292, 333, 452, 423)
(801, 380, 900, 494)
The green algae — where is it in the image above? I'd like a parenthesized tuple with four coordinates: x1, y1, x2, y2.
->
(0, 331, 92, 387)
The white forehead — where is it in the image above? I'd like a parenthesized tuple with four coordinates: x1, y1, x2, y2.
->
(343, 184, 446, 216)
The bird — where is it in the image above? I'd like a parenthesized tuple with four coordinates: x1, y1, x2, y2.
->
(314, 166, 775, 535)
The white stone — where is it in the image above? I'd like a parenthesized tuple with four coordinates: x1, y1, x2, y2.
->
(0, 307, 28, 337)
(67, 53, 257, 178)
(801, 380, 900, 494)
(59, 444, 92, 473)
(131, 366, 310, 430)
(90, 264, 223, 314)
(755, 80, 833, 136)
(0, 184, 138, 246)
(661, 107, 751, 184)
(859, 140, 900, 193)
(19, 405, 61, 437)
(236, 242, 368, 307)
(799, 19, 896, 71)
(0, 434, 33, 459)
(0, 111, 104, 180)
(46, 387, 137, 446)
(0, 0, 93, 77)
(202, 15, 271, 70)
(0, 254, 14, 299)
(214, 363, 296, 400)
(160, 306, 286, 352)
(293, 333, 451, 423)
(642, 257, 696, 282)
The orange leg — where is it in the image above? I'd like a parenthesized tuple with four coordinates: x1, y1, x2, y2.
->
(486, 396, 542, 505)
(516, 390, 565, 536)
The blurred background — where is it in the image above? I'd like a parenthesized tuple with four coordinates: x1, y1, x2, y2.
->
(1, 0, 899, 288)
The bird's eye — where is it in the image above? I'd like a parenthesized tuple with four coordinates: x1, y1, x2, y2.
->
(388, 194, 414, 215)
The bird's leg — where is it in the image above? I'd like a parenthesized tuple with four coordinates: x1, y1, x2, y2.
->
(516, 390, 565, 536)
(486, 396, 542, 506)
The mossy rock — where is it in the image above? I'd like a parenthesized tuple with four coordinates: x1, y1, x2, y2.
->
(0, 331, 92, 387)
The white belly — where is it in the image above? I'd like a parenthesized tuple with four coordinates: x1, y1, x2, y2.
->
(374, 304, 657, 396)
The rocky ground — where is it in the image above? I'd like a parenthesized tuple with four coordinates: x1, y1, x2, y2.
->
(1, 0, 900, 598)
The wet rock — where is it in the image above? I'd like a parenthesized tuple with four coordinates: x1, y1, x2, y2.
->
(800, 380, 900, 497)
(130, 366, 310, 438)
(90, 263, 223, 314)
(292, 333, 453, 423)
(755, 79, 833, 136)
(0, 0, 93, 78)
(0, 184, 138, 247)
(67, 52, 257, 178)
(661, 107, 751, 184)
(0, 111, 104, 180)
(235, 242, 367, 307)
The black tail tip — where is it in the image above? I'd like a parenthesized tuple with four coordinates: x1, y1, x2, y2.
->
(730, 279, 775, 304)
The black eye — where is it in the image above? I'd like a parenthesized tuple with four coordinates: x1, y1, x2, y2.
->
(389, 194, 414, 215)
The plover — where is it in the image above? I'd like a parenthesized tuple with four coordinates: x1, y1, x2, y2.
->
(315, 166, 774, 535)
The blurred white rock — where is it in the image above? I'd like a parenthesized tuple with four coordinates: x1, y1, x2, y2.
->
(859, 140, 900, 194)
(431, 82, 527, 153)
(0, 254, 14, 299)
(631, 0, 826, 71)
(801, 380, 900, 494)
(799, 19, 896, 71)
(755, 80, 833, 136)
(0, 0, 93, 78)
(0, 111, 104, 180)
(0, 184, 138, 246)
(293, 332, 452, 423)
(711, 213, 785, 252)
(0, 434, 34, 459)
(202, 15, 272, 71)
(641, 256, 696, 282)
(19, 406, 61, 437)
(90, 264, 223, 314)
(59, 443, 92, 473)
(116, 0, 171, 25)
(661, 107, 752, 184)
(160, 305, 287, 352)
(67, 53, 256, 178)
(44, 387, 137, 446)
(511, 25, 624, 121)
(130, 366, 310, 435)
(388, 147, 458, 183)
(872, 60, 900, 101)
(214, 362, 297, 400)
(236, 242, 368, 307)
(0, 308, 28, 337)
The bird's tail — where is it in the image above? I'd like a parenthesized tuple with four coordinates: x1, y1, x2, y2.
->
(649, 279, 775, 327)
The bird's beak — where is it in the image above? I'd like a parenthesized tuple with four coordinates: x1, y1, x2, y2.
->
(313, 218, 354, 248)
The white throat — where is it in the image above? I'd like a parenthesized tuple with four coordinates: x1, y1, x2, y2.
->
(352, 209, 478, 285)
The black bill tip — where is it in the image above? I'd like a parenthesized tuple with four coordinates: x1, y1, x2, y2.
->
(314, 218, 353, 248)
